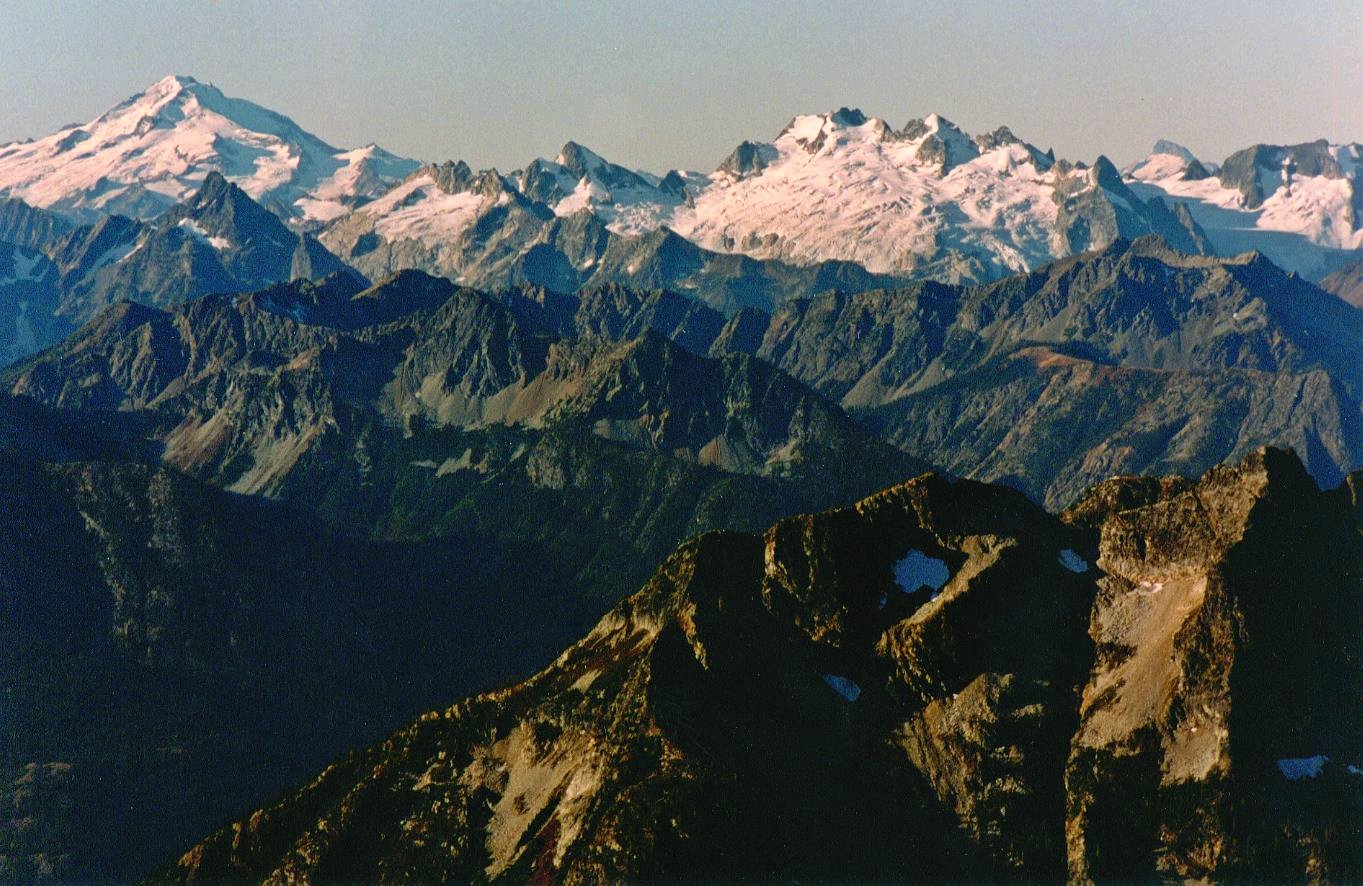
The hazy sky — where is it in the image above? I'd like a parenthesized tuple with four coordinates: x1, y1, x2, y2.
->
(2, 0, 1361, 173)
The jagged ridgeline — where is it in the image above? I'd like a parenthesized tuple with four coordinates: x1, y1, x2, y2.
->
(11, 247, 1362, 881)
(0, 173, 356, 365)
(709, 236, 1363, 507)
(509, 236, 1363, 508)
(7, 78, 1363, 384)
(160, 448, 1362, 882)
(14, 237, 1363, 516)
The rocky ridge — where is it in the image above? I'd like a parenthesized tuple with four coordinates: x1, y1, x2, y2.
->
(162, 448, 1363, 882)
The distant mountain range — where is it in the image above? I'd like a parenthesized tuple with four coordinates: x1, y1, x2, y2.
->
(4, 75, 1363, 373)
(2, 76, 1361, 304)
(0, 269, 924, 880)
(6, 245, 1362, 876)
(317, 109, 1206, 290)
(0, 172, 352, 364)
(13, 238, 1363, 512)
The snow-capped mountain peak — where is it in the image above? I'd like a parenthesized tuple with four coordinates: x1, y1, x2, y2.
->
(107, 75, 319, 150)
(557, 141, 666, 194)
(660, 110, 1099, 278)
(555, 140, 609, 175)
(0, 75, 418, 225)
(777, 108, 894, 156)
(389, 105, 1194, 283)
(1124, 140, 1211, 182)
(900, 113, 980, 171)
(1151, 139, 1200, 164)
(510, 140, 683, 234)
(15, 78, 1359, 294)
(317, 160, 531, 266)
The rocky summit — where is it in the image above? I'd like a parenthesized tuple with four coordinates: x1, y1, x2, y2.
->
(162, 448, 1361, 882)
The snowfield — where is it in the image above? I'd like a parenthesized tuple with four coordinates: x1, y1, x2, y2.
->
(366, 174, 488, 246)
(668, 113, 1065, 277)
(1125, 142, 1363, 278)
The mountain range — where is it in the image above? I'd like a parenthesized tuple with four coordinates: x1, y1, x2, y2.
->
(12, 236, 1363, 511)
(4, 76, 1363, 371)
(497, 237, 1363, 506)
(9, 236, 1363, 877)
(1125, 137, 1363, 278)
(0, 170, 354, 365)
(4, 75, 1363, 882)
(315, 109, 1208, 292)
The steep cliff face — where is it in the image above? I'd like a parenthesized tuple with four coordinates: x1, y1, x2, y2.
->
(709, 239, 1363, 506)
(483, 241, 1363, 509)
(160, 449, 1362, 882)
(1320, 256, 1363, 308)
(3, 271, 925, 609)
(1063, 448, 1363, 880)
(165, 473, 1091, 882)
(0, 175, 360, 366)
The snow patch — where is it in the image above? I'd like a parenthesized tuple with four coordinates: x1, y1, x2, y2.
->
(86, 237, 142, 270)
(1058, 549, 1088, 573)
(1277, 755, 1327, 780)
(894, 549, 950, 597)
(366, 175, 485, 246)
(177, 217, 231, 251)
(0, 247, 43, 284)
(822, 673, 861, 702)
(1126, 152, 1198, 182)
(545, 164, 686, 235)
(296, 143, 416, 222)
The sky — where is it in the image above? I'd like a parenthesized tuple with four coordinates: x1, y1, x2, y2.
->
(2, 0, 1361, 174)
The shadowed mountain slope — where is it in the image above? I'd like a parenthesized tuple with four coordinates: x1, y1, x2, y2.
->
(0, 270, 927, 879)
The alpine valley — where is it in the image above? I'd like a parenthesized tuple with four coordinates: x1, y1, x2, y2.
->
(2, 76, 1361, 883)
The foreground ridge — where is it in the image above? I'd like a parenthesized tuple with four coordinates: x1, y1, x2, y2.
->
(164, 447, 1362, 882)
